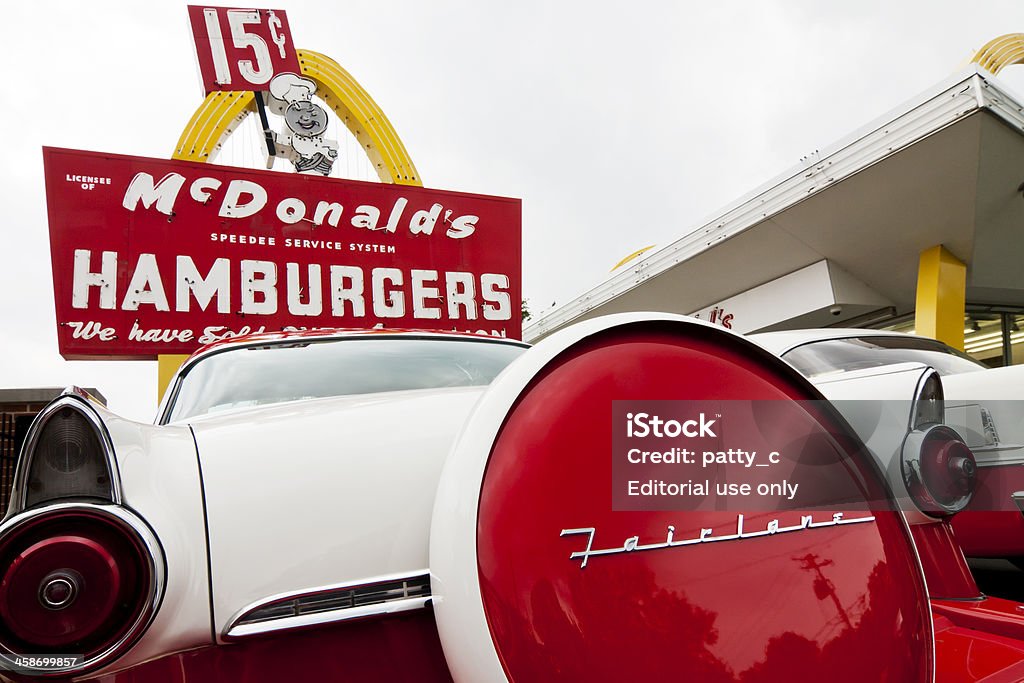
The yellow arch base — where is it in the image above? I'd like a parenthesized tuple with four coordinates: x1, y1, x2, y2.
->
(157, 354, 190, 403)
(915, 245, 966, 351)
(971, 34, 1024, 75)
(160, 50, 423, 401)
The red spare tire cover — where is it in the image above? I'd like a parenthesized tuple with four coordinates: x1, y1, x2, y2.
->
(430, 313, 932, 682)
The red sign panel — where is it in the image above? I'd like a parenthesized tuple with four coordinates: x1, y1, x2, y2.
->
(188, 5, 301, 93)
(43, 148, 522, 360)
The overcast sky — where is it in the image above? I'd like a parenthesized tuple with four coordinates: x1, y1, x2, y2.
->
(2, 1, 1023, 421)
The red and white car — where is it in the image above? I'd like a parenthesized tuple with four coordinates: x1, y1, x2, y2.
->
(1, 314, 1023, 681)
(752, 328, 1024, 559)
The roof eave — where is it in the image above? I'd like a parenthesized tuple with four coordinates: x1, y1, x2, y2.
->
(525, 65, 1024, 342)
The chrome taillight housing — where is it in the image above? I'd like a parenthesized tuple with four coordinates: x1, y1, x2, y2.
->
(13, 392, 119, 512)
(910, 369, 945, 430)
(902, 425, 978, 517)
(902, 369, 976, 516)
(0, 505, 164, 676)
(0, 391, 165, 676)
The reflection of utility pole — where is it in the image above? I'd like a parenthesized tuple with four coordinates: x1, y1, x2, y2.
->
(796, 553, 853, 631)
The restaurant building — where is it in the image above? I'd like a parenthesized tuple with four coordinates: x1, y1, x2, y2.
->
(526, 36, 1024, 369)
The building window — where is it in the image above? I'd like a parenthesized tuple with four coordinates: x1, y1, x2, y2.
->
(964, 314, 1005, 368)
(875, 307, 1024, 368)
(1011, 314, 1024, 364)
(880, 318, 915, 335)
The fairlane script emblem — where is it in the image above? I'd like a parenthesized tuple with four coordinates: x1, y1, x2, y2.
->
(560, 513, 876, 569)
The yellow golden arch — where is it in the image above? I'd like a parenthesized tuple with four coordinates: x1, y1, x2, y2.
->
(172, 49, 421, 185)
(611, 245, 656, 272)
(158, 49, 422, 399)
(971, 33, 1024, 74)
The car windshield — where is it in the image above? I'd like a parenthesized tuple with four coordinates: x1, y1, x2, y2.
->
(782, 336, 986, 379)
(164, 336, 528, 423)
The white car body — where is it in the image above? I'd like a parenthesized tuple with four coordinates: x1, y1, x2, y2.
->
(3, 315, 1011, 681)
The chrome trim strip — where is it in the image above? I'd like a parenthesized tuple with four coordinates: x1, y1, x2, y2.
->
(971, 444, 1024, 454)
(0, 502, 165, 677)
(226, 596, 431, 639)
(8, 393, 123, 515)
(223, 569, 431, 640)
(978, 459, 1024, 468)
(972, 446, 1024, 467)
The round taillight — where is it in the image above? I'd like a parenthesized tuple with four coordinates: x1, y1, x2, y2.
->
(903, 424, 977, 516)
(0, 505, 162, 675)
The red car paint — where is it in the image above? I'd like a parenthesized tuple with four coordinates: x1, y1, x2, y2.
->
(84, 611, 452, 683)
(474, 324, 933, 681)
(933, 599, 1024, 683)
(954, 463, 1024, 557)
(912, 521, 982, 599)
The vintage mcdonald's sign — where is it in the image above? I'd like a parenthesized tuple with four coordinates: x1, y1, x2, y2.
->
(43, 148, 522, 359)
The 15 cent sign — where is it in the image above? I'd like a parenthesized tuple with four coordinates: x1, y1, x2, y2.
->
(43, 147, 522, 359)
(187, 5, 301, 93)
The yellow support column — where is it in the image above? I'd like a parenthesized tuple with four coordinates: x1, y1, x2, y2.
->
(915, 245, 967, 350)
(157, 354, 190, 403)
